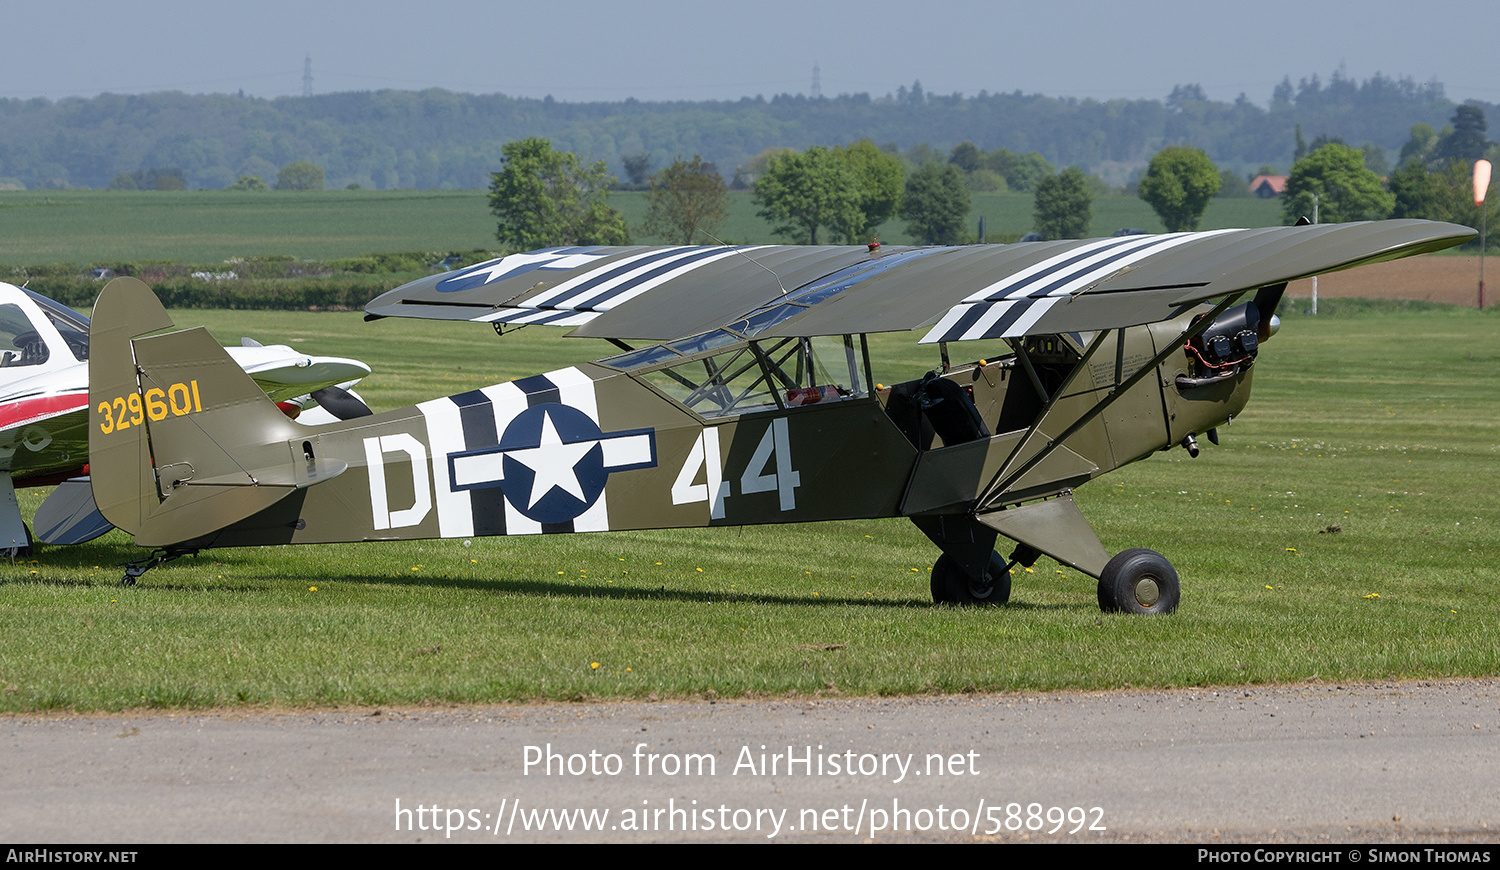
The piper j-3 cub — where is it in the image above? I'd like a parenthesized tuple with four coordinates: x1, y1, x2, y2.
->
(87, 220, 1473, 611)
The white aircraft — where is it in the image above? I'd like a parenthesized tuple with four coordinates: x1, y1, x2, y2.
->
(0, 281, 371, 550)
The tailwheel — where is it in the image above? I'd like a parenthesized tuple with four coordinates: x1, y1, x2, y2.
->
(1097, 548, 1180, 615)
(931, 551, 1011, 606)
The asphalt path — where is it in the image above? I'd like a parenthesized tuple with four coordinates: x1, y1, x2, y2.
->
(3, 680, 1497, 843)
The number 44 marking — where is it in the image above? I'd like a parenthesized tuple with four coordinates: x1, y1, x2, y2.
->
(672, 419, 800, 518)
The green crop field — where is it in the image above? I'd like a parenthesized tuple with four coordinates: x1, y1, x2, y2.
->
(0, 302, 1495, 712)
(0, 189, 1286, 265)
(0, 190, 499, 264)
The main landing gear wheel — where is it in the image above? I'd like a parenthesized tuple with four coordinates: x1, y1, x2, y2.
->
(4, 523, 33, 560)
(931, 551, 1011, 606)
(1097, 548, 1180, 615)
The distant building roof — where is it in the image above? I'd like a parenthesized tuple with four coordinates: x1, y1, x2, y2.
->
(1250, 175, 1288, 197)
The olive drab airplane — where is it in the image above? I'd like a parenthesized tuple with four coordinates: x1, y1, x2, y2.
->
(86, 220, 1473, 612)
(0, 282, 373, 551)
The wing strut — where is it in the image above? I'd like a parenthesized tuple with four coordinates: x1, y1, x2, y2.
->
(975, 291, 1246, 511)
(1013, 343, 1050, 403)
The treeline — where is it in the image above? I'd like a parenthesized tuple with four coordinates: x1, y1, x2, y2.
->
(0, 70, 1475, 192)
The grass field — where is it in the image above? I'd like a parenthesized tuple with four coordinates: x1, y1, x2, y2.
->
(1, 189, 1286, 264)
(0, 303, 1495, 711)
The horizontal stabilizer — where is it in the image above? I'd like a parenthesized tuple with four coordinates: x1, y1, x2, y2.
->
(34, 478, 114, 545)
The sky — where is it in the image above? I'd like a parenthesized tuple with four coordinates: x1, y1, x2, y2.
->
(3, 0, 1496, 106)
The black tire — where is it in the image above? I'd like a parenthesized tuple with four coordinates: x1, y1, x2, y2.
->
(4, 523, 32, 560)
(930, 565, 954, 603)
(1097, 548, 1180, 615)
(931, 551, 1011, 606)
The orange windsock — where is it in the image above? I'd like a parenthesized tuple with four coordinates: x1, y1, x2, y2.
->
(1474, 159, 1491, 206)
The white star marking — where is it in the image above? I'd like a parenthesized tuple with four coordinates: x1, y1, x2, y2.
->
(448, 251, 602, 289)
(501, 411, 596, 508)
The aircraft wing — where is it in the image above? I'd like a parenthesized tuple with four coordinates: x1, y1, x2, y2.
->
(363, 221, 1474, 343)
(223, 344, 372, 403)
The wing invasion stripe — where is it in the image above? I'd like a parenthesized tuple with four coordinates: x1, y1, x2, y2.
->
(478, 308, 596, 326)
(980, 235, 1180, 302)
(991, 297, 1057, 338)
(474, 246, 761, 325)
(917, 294, 1052, 343)
(922, 304, 976, 343)
(558, 247, 750, 311)
(1002, 234, 1192, 300)
(925, 229, 1241, 343)
(958, 299, 1026, 340)
(942, 300, 995, 340)
(961, 237, 1136, 303)
(523, 247, 693, 308)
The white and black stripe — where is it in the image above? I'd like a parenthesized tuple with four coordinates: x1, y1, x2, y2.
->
(921, 231, 1235, 343)
(475, 246, 764, 326)
(416, 367, 607, 537)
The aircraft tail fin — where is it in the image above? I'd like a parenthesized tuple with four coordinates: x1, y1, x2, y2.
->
(88, 278, 347, 547)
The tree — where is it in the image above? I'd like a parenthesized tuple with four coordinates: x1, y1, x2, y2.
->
(1216, 168, 1251, 198)
(1360, 142, 1389, 177)
(622, 153, 653, 187)
(1280, 143, 1393, 224)
(275, 161, 325, 190)
(1032, 167, 1093, 240)
(986, 148, 1054, 193)
(1398, 123, 1439, 167)
(752, 146, 861, 245)
(643, 155, 728, 244)
(488, 137, 629, 249)
(1432, 105, 1488, 164)
(108, 167, 186, 190)
(900, 163, 970, 244)
(948, 141, 983, 173)
(832, 139, 903, 242)
(1137, 146, 1221, 232)
(227, 175, 267, 190)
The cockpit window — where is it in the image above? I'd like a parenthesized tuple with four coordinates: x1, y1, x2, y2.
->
(0, 304, 49, 367)
(640, 345, 782, 418)
(619, 333, 871, 419)
(24, 290, 89, 361)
